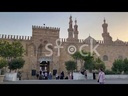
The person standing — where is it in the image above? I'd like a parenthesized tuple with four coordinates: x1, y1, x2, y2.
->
(36, 72, 39, 79)
(97, 68, 105, 84)
(84, 70, 87, 80)
(17, 71, 22, 80)
(69, 72, 73, 80)
(92, 70, 96, 80)
(44, 71, 48, 80)
(60, 71, 64, 79)
(48, 72, 52, 80)
(56, 73, 59, 79)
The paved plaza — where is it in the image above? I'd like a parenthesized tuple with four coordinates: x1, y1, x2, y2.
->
(1, 79, 128, 84)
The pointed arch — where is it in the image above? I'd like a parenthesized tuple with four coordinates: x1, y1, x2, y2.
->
(103, 55, 108, 61)
(28, 43, 36, 56)
(38, 44, 44, 56)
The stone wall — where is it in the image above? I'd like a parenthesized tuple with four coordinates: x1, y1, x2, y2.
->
(105, 75, 128, 79)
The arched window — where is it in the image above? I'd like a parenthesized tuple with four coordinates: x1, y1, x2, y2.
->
(103, 55, 108, 61)
(38, 44, 43, 56)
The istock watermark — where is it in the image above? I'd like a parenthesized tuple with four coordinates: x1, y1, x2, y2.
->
(45, 38, 100, 57)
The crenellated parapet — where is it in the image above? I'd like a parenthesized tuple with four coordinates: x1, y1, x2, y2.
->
(0, 34, 32, 41)
(59, 38, 67, 43)
(124, 41, 128, 45)
(96, 40, 104, 44)
(79, 39, 84, 43)
(32, 25, 60, 31)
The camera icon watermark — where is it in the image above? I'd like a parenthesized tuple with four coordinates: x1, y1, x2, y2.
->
(67, 45, 77, 55)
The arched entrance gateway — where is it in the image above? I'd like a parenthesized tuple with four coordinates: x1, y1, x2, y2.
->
(38, 56, 53, 73)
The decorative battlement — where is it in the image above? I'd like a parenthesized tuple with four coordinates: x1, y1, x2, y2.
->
(1, 33, 128, 46)
(32, 25, 60, 31)
(60, 38, 85, 43)
(124, 41, 128, 45)
(96, 40, 104, 44)
(59, 38, 67, 42)
(58, 38, 105, 44)
(0, 34, 32, 40)
(79, 39, 84, 43)
(96, 40, 128, 45)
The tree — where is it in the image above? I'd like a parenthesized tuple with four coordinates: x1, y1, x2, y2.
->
(123, 58, 128, 73)
(0, 58, 8, 75)
(11, 40, 25, 58)
(65, 60, 77, 72)
(0, 40, 25, 72)
(0, 40, 11, 58)
(111, 59, 124, 73)
(84, 52, 95, 72)
(8, 58, 25, 71)
(71, 51, 88, 70)
(94, 57, 106, 71)
(84, 59, 95, 72)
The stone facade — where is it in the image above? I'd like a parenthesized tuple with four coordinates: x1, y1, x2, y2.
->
(0, 16, 128, 80)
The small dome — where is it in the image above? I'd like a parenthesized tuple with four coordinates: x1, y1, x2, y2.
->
(114, 39, 124, 45)
(84, 36, 97, 44)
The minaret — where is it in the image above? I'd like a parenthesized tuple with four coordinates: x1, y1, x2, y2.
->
(102, 18, 108, 33)
(102, 18, 113, 44)
(74, 18, 79, 40)
(67, 15, 73, 39)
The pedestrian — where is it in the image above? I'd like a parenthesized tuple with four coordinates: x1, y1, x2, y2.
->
(36, 72, 39, 79)
(92, 70, 96, 80)
(69, 72, 73, 80)
(44, 71, 48, 80)
(48, 72, 52, 80)
(56, 73, 59, 79)
(17, 71, 22, 80)
(84, 70, 87, 79)
(60, 71, 64, 79)
(97, 68, 105, 84)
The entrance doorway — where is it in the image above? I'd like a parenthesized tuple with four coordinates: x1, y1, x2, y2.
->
(40, 61, 50, 72)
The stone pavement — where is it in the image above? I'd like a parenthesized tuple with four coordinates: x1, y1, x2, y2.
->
(1, 79, 128, 84)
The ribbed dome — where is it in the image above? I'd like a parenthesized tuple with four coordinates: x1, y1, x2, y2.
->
(114, 39, 124, 45)
(84, 36, 97, 44)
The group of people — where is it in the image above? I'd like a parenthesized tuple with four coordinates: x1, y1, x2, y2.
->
(36, 71, 52, 80)
(55, 71, 73, 80)
(81, 68, 105, 84)
(36, 68, 105, 84)
(36, 70, 74, 80)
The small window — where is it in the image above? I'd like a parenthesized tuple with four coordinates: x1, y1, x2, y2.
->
(103, 55, 108, 61)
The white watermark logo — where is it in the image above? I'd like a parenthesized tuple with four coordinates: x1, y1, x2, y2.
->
(90, 38, 100, 56)
(67, 45, 77, 55)
(54, 39, 63, 56)
(45, 38, 100, 57)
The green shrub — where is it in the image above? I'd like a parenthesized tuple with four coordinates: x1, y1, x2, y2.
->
(124, 71, 128, 74)
(105, 70, 121, 75)
(105, 70, 114, 74)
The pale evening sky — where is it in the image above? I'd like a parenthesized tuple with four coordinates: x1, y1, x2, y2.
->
(0, 12, 128, 41)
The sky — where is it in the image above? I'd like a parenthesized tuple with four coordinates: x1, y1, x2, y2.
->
(0, 12, 128, 41)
